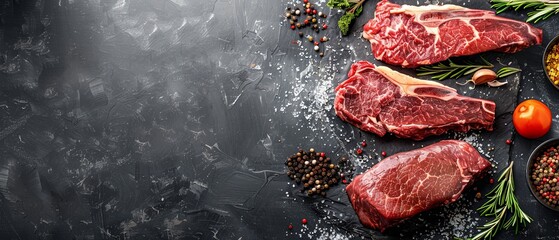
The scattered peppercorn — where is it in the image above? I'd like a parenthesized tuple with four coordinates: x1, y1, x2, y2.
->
(322, 24, 328, 30)
(361, 140, 367, 147)
(506, 139, 512, 145)
(475, 192, 482, 199)
(356, 148, 363, 155)
(489, 178, 494, 184)
(381, 151, 387, 157)
(288, 224, 293, 230)
(284, 1, 328, 57)
(302, 218, 307, 224)
(307, 36, 313, 42)
(285, 148, 341, 197)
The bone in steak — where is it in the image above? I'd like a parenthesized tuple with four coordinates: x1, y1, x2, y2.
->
(346, 140, 491, 232)
(363, 0, 542, 68)
(334, 61, 495, 140)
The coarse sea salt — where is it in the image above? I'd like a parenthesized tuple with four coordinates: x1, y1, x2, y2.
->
(274, 7, 511, 237)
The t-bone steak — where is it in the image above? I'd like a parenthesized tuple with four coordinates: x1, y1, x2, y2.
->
(363, 0, 542, 68)
(334, 61, 495, 140)
(346, 140, 491, 232)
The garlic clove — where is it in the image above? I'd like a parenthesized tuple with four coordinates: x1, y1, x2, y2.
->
(472, 69, 497, 85)
(487, 80, 508, 87)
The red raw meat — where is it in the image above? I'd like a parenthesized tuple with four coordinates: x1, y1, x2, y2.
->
(334, 61, 495, 140)
(363, 0, 542, 68)
(346, 140, 491, 232)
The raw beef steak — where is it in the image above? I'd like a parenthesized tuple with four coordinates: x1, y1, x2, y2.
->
(363, 0, 542, 68)
(346, 140, 491, 232)
(334, 61, 495, 140)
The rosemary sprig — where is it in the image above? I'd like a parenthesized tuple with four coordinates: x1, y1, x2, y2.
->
(327, 0, 367, 35)
(491, 0, 559, 23)
(496, 67, 522, 79)
(416, 57, 494, 80)
(471, 161, 532, 240)
(471, 207, 507, 240)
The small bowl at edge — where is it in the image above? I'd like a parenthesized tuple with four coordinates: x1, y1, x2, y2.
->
(542, 35, 559, 90)
(526, 138, 559, 211)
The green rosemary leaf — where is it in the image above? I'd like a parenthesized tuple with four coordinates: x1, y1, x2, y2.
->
(415, 57, 493, 80)
(491, 0, 559, 23)
(497, 67, 522, 78)
(470, 161, 532, 240)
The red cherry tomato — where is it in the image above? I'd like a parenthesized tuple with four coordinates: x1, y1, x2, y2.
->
(512, 99, 552, 139)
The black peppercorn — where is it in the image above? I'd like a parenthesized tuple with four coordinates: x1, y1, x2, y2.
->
(285, 148, 342, 197)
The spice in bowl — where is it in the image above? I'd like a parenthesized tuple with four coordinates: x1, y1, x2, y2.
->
(545, 41, 559, 86)
(530, 144, 559, 209)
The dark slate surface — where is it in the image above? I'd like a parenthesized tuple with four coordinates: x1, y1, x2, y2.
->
(0, 0, 557, 239)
